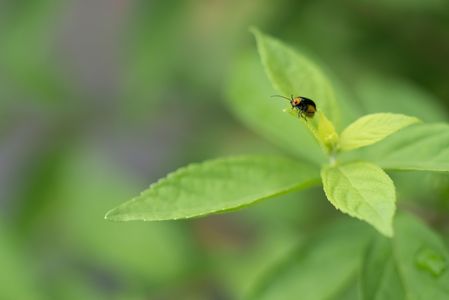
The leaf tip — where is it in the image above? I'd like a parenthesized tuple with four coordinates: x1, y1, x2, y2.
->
(412, 116, 422, 124)
(104, 207, 123, 221)
(380, 225, 394, 238)
(369, 206, 395, 238)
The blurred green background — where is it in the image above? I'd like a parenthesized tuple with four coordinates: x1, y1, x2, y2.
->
(1, 0, 449, 299)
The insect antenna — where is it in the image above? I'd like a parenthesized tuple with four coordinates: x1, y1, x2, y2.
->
(270, 95, 291, 101)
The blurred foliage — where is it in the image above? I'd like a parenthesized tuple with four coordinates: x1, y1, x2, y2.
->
(0, 223, 44, 300)
(361, 214, 449, 299)
(248, 219, 374, 300)
(0, 0, 74, 111)
(1, 0, 449, 299)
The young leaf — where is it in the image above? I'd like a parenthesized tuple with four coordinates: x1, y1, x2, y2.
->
(284, 109, 338, 154)
(105, 155, 320, 221)
(251, 28, 339, 125)
(226, 52, 325, 165)
(247, 219, 373, 300)
(340, 113, 420, 151)
(316, 111, 339, 153)
(321, 161, 396, 237)
(361, 213, 449, 299)
(362, 123, 449, 172)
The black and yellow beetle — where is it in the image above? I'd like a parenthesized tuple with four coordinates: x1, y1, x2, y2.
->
(271, 95, 317, 119)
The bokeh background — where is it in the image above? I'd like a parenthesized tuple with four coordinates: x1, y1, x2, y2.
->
(1, 0, 449, 299)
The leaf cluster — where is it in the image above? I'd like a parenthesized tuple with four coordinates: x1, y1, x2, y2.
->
(105, 28, 449, 298)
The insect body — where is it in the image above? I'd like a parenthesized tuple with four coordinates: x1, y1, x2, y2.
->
(272, 95, 317, 119)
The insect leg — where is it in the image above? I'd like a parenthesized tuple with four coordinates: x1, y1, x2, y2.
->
(298, 111, 307, 122)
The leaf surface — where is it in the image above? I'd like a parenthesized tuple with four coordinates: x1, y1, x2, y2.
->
(321, 161, 396, 236)
(252, 28, 339, 126)
(106, 155, 320, 221)
(340, 113, 420, 151)
(226, 52, 325, 164)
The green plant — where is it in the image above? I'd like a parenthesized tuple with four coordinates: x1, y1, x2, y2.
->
(105, 28, 449, 297)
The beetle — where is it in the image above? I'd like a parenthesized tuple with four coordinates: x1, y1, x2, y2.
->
(271, 95, 317, 119)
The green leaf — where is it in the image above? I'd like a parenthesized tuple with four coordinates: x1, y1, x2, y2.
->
(340, 113, 420, 151)
(361, 213, 449, 299)
(226, 52, 325, 165)
(316, 111, 339, 153)
(247, 219, 373, 300)
(321, 161, 396, 237)
(106, 155, 320, 221)
(363, 123, 449, 172)
(251, 28, 339, 125)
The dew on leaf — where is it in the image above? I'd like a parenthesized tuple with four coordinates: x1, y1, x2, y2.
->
(415, 247, 447, 277)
